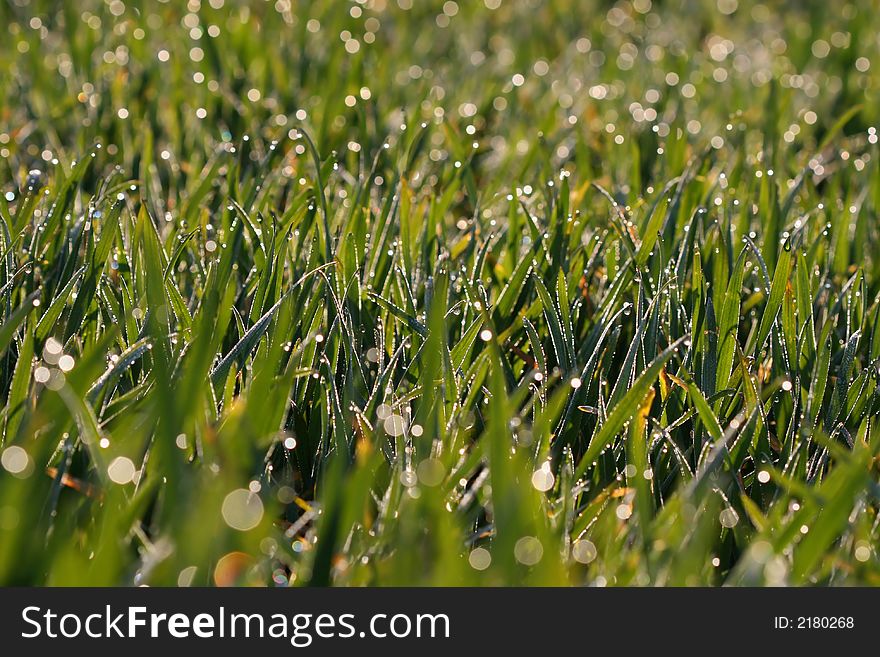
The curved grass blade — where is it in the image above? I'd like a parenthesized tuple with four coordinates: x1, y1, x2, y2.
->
(574, 335, 689, 479)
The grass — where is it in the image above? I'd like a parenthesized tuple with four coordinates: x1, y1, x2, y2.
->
(0, 0, 879, 586)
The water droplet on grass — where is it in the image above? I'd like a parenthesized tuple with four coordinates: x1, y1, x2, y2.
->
(221, 489, 264, 531)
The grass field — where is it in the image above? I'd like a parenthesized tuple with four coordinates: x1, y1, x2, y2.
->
(1, 0, 879, 586)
